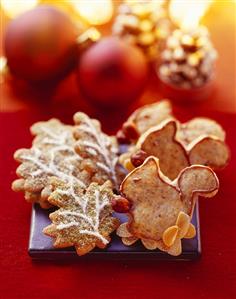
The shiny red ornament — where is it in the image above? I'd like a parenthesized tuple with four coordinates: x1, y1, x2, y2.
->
(77, 37, 149, 107)
(4, 6, 80, 83)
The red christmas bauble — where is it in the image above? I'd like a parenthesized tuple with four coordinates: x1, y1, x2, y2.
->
(4, 6, 80, 82)
(77, 37, 149, 107)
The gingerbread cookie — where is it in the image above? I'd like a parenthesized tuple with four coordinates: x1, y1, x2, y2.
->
(114, 157, 219, 256)
(120, 119, 229, 180)
(73, 112, 120, 189)
(116, 100, 173, 143)
(43, 180, 120, 256)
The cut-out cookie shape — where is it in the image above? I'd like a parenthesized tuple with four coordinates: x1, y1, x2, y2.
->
(12, 119, 84, 208)
(116, 100, 227, 147)
(43, 180, 120, 256)
(117, 211, 196, 256)
(115, 157, 219, 256)
(120, 119, 229, 180)
(12, 114, 120, 208)
(177, 117, 226, 146)
(116, 100, 173, 144)
(73, 112, 120, 189)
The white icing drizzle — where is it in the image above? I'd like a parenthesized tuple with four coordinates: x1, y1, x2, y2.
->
(96, 162, 111, 174)
(86, 148, 97, 156)
(76, 118, 118, 186)
(22, 151, 86, 189)
(56, 182, 87, 211)
(20, 119, 115, 246)
(57, 211, 94, 227)
(21, 123, 85, 188)
(19, 119, 118, 247)
(79, 230, 108, 244)
(79, 141, 105, 156)
(56, 187, 110, 245)
(40, 126, 69, 146)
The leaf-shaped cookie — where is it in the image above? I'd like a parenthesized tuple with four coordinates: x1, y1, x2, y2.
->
(115, 156, 219, 256)
(12, 119, 85, 208)
(43, 180, 120, 256)
(12, 113, 122, 208)
(73, 112, 120, 189)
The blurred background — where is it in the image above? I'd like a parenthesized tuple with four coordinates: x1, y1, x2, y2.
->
(0, 4, 235, 299)
(0, 0, 235, 123)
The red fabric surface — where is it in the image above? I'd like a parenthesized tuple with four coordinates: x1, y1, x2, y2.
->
(0, 108, 236, 299)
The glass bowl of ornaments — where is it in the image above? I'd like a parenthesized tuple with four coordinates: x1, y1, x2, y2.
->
(157, 26, 218, 102)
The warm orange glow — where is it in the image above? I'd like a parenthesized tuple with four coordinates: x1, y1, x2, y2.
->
(0, 0, 38, 18)
(70, 0, 113, 25)
(125, 0, 165, 9)
(169, 0, 212, 30)
(0, 57, 8, 84)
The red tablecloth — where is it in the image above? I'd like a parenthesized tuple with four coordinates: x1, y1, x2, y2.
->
(0, 107, 235, 299)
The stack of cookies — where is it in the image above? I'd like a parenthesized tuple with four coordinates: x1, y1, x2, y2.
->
(12, 100, 230, 256)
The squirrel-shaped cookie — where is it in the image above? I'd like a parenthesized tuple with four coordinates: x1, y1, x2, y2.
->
(113, 157, 219, 256)
(116, 100, 172, 144)
(120, 119, 229, 180)
(116, 99, 226, 145)
(177, 117, 226, 146)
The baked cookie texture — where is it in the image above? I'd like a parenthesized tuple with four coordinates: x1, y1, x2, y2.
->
(177, 117, 225, 145)
(73, 112, 120, 189)
(117, 99, 226, 145)
(11, 101, 229, 256)
(43, 180, 120, 256)
(117, 100, 173, 143)
(120, 119, 229, 180)
(115, 157, 219, 256)
(12, 119, 82, 208)
(12, 115, 121, 208)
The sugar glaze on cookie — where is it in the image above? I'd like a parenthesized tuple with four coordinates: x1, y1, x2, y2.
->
(44, 181, 120, 255)
(12, 119, 86, 208)
(74, 112, 119, 189)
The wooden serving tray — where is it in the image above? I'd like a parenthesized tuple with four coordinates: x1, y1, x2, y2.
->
(29, 202, 201, 260)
